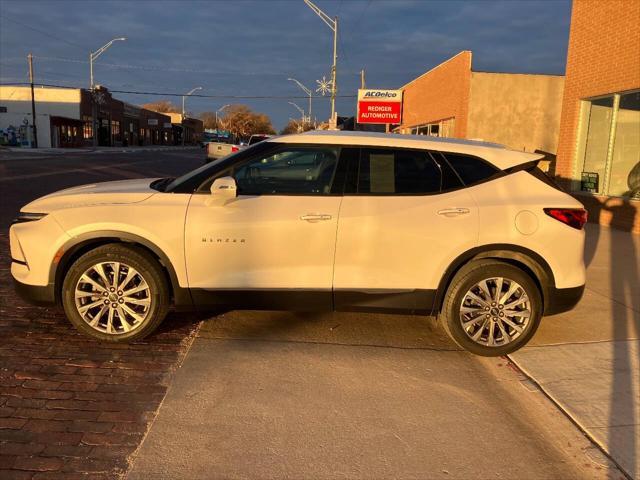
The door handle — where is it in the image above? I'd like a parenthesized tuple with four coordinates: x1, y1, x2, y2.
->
(437, 207, 470, 217)
(300, 214, 332, 222)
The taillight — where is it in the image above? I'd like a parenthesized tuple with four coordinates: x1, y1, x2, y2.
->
(544, 208, 588, 230)
(231, 146, 239, 153)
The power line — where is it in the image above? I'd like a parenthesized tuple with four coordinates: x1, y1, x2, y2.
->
(30, 55, 366, 77)
(0, 82, 357, 99)
(0, 16, 85, 51)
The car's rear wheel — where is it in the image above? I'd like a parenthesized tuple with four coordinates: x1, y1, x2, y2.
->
(62, 244, 169, 342)
(439, 260, 542, 356)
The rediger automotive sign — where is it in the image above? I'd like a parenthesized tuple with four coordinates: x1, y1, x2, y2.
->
(357, 89, 403, 124)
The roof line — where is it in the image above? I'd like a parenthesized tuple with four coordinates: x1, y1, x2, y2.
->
(400, 50, 472, 90)
(472, 70, 564, 77)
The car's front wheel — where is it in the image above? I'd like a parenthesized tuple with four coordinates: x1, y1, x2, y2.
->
(439, 260, 542, 356)
(61, 244, 169, 342)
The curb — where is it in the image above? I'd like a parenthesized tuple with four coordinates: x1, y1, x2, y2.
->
(506, 353, 634, 480)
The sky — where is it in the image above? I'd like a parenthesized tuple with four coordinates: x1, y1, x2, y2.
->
(0, 0, 572, 130)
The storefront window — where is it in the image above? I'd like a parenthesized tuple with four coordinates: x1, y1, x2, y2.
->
(409, 118, 455, 138)
(580, 96, 614, 193)
(610, 91, 640, 198)
(576, 90, 640, 198)
(83, 122, 93, 140)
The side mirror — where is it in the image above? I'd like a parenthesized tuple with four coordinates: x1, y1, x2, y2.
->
(210, 176, 237, 198)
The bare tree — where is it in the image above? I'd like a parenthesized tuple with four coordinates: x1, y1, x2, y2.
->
(218, 104, 276, 141)
(280, 119, 314, 135)
(141, 100, 180, 113)
(198, 111, 217, 130)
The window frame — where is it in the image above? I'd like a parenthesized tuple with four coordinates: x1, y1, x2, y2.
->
(574, 88, 640, 198)
(343, 146, 471, 197)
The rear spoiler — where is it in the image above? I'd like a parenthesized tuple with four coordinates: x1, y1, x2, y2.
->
(504, 160, 566, 192)
(503, 160, 540, 174)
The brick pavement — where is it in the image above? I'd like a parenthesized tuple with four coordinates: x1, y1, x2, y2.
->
(0, 234, 202, 479)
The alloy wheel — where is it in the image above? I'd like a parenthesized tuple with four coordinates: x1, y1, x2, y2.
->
(459, 277, 531, 347)
(74, 261, 151, 334)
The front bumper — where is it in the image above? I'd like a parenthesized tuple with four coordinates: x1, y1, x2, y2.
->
(544, 284, 585, 315)
(13, 274, 57, 306)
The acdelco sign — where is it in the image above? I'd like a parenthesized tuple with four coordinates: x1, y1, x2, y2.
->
(357, 89, 403, 124)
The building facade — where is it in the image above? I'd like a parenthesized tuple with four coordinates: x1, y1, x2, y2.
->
(165, 113, 203, 145)
(0, 85, 173, 148)
(395, 51, 565, 161)
(555, 0, 640, 233)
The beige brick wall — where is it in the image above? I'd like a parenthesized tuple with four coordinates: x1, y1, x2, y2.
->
(467, 72, 565, 154)
(398, 51, 472, 137)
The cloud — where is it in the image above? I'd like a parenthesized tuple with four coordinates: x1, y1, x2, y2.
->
(0, 0, 571, 128)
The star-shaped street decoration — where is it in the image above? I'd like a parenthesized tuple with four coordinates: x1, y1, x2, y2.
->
(316, 76, 333, 96)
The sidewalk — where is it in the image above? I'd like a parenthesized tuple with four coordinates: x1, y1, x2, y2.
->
(510, 224, 640, 479)
(126, 223, 636, 480)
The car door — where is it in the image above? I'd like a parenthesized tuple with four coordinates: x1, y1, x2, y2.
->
(333, 147, 479, 313)
(184, 144, 343, 310)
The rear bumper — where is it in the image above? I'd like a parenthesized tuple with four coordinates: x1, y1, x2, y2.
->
(13, 275, 56, 306)
(544, 284, 585, 315)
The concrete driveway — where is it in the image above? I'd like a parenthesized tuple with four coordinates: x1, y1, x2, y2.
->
(128, 311, 619, 479)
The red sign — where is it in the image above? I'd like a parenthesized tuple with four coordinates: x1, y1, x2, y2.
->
(357, 89, 403, 124)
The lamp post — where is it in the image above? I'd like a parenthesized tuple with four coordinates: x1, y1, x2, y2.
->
(215, 104, 231, 134)
(303, 0, 338, 127)
(181, 86, 202, 146)
(89, 37, 126, 89)
(287, 77, 312, 124)
(89, 37, 126, 147)
(288, 101, 305, 121)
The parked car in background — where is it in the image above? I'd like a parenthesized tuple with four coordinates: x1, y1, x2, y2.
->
(247, 134, 272, 146)
(10, 131, 587, 356)
(206, 140, 240, 163)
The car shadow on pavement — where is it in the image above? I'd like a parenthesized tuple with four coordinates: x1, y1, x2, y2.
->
(183, 308, 460, 352)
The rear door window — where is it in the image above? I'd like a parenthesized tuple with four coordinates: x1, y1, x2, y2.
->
(357, 148, 442, 194)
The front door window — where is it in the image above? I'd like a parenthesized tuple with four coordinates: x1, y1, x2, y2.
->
(233, 147, 339, 195)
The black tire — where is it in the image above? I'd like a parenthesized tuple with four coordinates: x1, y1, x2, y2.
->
(439, 259, 542, 356)
(61, 244, 169, 342)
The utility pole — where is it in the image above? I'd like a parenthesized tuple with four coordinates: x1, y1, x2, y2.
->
(304, 0, 338, 128)
(28, 53, 38, 148)
(360, 69, 366, 89)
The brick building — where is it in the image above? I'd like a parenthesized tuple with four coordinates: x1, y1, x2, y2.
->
(395, 51, 565, 160)
(0, 85, 174, 148)
(555, 0, 640, 233)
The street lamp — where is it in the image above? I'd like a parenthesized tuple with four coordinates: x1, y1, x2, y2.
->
(303, 0, 338, 127)
(287, 77, 312, 124)
(89, 37, 126, 147)
(181, 86, 202, 146)
(215, 104, 231, 132)
(89, 37, 126, 89)
(288, 101, 305, 124)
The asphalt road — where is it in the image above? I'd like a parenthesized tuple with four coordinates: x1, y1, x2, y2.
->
(0, 147, 204, 228)
(1, 148, 622, 479)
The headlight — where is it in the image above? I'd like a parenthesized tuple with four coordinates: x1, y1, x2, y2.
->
(12, 212, 48, 225)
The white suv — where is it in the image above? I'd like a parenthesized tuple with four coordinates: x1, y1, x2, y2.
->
(10, 131, 587, 356)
